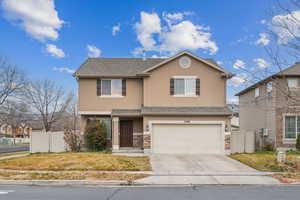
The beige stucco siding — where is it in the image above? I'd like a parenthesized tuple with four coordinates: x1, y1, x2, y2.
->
(78, 78, 143, 112)
(143, 56, 226, 107)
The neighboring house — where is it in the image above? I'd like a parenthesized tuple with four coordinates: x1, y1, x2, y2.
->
(236, 63, 300, 150)
(228, 104, 239, 130)
(0, 123, 32, 138)
(74, 51, 234, 154)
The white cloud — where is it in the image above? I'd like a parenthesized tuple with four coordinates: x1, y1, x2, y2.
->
(53, 67, 75, 74)
(229, 73, 248, 87)
(46, 44, 65, 58)
(233, 59, 246, 69)
(261, 19, 266, 24)
(253, 58, 270, 68)
(112, 24, 120, 36)
(135, 12, 161, 50)
(2, 0, 64, 41)
(87, 45, 101, 57)
(256, 33, 270, 46)
(162, 12, 192, 26)
(271, 10, 300, 44)
(160, 21, 218, 55)
(151, 54, 168, 58)
(134, 11, 218, 56)
(216, 61, 223, 65)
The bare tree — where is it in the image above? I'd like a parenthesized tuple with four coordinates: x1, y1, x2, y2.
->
(64, 97, 79, 131)
(25, 79, 73, 132)
(0, 57, 27, 106)
(236, 0, 300, 105)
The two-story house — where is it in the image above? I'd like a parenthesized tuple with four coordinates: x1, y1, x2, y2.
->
(75, 51, 233, 154)
(236, 63, 300, 150)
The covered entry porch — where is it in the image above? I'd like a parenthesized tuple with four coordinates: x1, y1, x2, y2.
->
(111, 109, 144, 152)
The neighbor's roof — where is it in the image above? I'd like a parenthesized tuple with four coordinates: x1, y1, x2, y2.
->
(235, 62, 300, 96)
(141, 106, 232, 116)
(74, 51, 230, 78)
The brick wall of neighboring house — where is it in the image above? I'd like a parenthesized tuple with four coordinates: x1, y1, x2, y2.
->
(275, 107, 300, 148)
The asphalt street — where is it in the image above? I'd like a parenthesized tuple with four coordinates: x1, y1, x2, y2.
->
(0, 145, 29, 153)
(0, 185, 299, 200)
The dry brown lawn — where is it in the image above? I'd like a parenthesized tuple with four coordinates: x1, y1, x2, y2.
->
(0, 152, 151, 171)
(230, 151, 300, 172)
(0, 171, 149, 181)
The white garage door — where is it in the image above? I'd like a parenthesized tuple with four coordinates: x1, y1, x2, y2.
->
(152, 123, 223, 154)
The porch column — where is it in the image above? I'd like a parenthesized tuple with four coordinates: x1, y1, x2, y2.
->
(112, 117, 119, 150)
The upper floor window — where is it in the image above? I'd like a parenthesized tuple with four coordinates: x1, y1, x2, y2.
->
(97, 79, 125, 97)
(267, 82, 272, 93)
(255, 87, 260, 97)
(170, 77, 200, 97)
(287, 78, 298, 89)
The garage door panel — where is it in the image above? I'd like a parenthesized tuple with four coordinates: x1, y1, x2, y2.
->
(152, 123, 223, 154)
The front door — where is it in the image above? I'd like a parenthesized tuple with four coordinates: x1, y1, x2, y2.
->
(120, 120, 133, 147)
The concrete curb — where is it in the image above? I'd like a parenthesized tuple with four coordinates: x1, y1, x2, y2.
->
(0, 180, 130, 186)
(0, 179, 298, 187)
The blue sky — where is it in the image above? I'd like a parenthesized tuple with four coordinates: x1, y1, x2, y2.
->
(0, 0, 279, 103)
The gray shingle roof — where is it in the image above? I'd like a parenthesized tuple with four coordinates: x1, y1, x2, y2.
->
(141, 107, 232, 115)
(75, 58, 166, 77)
(74, 56, 224, 77)
(280, 62, 300, 76)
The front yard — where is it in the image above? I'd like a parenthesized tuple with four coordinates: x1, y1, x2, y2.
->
(230, 151, 300, 183)
(0, 152, 151, 171)
(230, 151, 300, 172)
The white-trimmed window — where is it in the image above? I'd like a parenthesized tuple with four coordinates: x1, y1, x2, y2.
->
(255, 87, 260, 97)
(101, 79, 122, 96)
(287, 78, 298, 89)
(174, 77, 196, 96)
(267, 82, 272, 93)
(285, 116, 300, 139)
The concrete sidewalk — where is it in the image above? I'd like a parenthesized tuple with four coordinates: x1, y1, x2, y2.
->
(0, 175, 283, 186)
(135, 175, 281, 185)
(0, 153, 29, 160)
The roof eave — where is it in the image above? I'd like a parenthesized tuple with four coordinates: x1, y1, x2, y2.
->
(141, 112, 232, 116)
(142, 50, 229, 74)
(75, 75, 141, 79)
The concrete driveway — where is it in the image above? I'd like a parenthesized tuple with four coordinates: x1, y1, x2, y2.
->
(135, 154, 280, 185)
(150, 154, 257, 175)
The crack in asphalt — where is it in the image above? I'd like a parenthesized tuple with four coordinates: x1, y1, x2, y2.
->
(106, 188, 123, 200)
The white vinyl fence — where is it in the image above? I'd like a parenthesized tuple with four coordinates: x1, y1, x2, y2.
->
(30, 131, 67, 153)
(230, 130, 255, 153)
